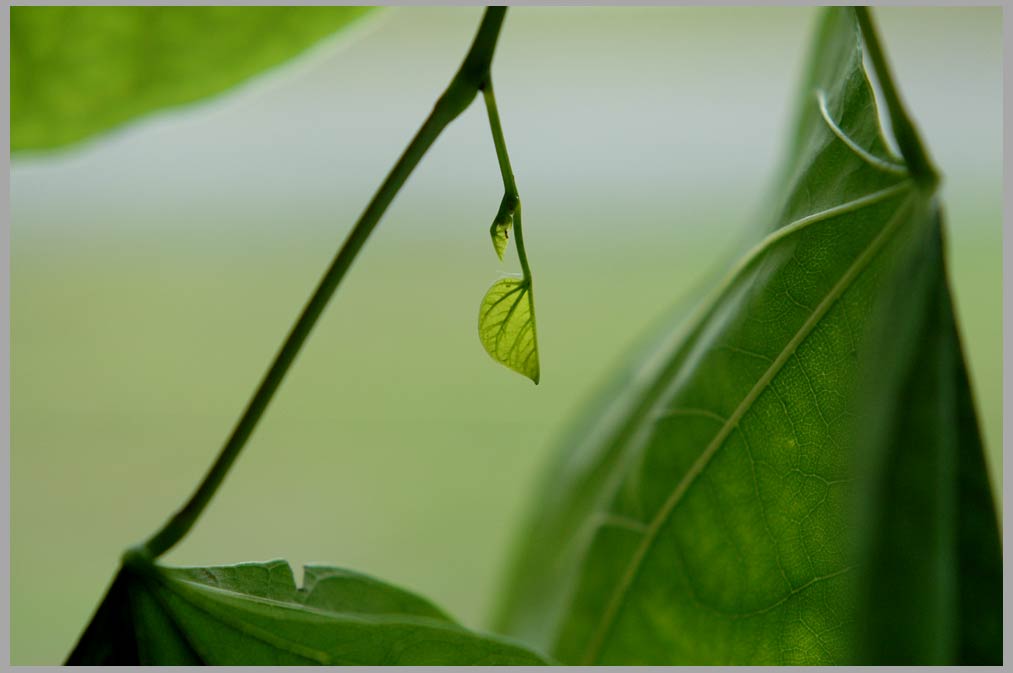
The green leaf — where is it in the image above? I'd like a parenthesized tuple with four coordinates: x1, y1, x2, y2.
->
(479, 277, 540, 384)
(490, 211, 513, 261)
(850, 209, 1002, 665)
(67, 554, 549, 665)
(494, 7, 999, 665)
(12, 6, 372, 152)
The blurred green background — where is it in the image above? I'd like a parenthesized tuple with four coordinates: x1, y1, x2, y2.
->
(11, 7, 1001, 665)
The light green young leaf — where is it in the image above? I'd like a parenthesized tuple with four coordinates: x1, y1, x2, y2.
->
(493, 7, 999, 665)
(12, 6, 372, 152)
(67, 556, 549, 665)
(479, 277, 540, 384)
(490, 212, 513, 260)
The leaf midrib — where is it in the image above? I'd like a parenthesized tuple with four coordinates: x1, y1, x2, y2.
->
(168, 573, 468, 630)
(149, 570, 542, 665)
(580, 187, 918, 664)
(535, 182, 911, 653)
(550, 182, 914, 559)
(147, 574, 331, 664)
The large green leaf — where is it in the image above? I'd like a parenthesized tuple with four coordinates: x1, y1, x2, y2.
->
(494, 8, 1000, 665)
(67, 553, 548, 665)
(12, 6, 372, 152)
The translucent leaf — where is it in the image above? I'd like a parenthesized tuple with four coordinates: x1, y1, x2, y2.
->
(478, 278, 540, 384)
(490, 212, 513, 260)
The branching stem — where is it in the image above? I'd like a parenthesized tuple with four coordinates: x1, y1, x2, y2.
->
(142, 7, 508, 559)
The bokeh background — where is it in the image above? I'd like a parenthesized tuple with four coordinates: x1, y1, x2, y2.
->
(11, 7, 1001, 664)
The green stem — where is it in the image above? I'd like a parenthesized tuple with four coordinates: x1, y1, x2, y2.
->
(512, 203, 533, 283)
(854, 6, 938, 190)
(511, 202, 539, 369)
(481, 82, 532, 281)
(142, 7, 508, 559)
(482, 83, 518, 197)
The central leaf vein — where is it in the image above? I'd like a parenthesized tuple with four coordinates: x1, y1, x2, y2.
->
(581, 190, 916, 664)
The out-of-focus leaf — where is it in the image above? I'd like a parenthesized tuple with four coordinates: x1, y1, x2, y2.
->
(479, 277, 540, 384)
(12, 6, 372, 152)
(67, 555, 549, 665)
(493, 7, 1000, 665)
(851, 209, 1002, 665)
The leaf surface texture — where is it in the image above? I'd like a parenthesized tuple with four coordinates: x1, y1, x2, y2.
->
(494, 8, 1001, 665)
(479, 277, 540, 383)
(68, 557, 549, 665)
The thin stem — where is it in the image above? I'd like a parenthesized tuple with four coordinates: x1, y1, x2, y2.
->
(854, 6, 938, 190)
(512, 202, 533, 283)
(142, 7, 508, 559)
(482, 83, 518, 197)
(482, 81, 532, 281)
(512, 202, 539, 366)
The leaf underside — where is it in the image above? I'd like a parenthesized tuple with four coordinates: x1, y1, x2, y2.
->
(67, 557, 548, 665)
(494, 7, 1000, 666)
(11, 6, 371, 152)
(479, 277, 540, 384)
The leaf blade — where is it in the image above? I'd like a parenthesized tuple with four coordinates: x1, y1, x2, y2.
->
(491, 212, 513, 260)
(479, 277, 540, 384)
(494, 7, 999, 665)
(850, 208, 1002, 664)
(68, 558, 550, 665)
(12, 6, 372, 152)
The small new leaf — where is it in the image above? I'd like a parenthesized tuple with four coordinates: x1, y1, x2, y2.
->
(490, 211, 513, 260)
(479, 277, 540, 384)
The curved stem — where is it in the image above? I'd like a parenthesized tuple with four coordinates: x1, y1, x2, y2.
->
(482, 82, 518, 197)
(142, 7, 508, 559)
(481, 81, 533, 281)
(854, 6, 938, 190)
(512, 202, 534, 283)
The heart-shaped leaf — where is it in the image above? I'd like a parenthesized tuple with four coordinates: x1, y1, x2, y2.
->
(493, 7, 1000, 665)
(479, 277, 540, 384)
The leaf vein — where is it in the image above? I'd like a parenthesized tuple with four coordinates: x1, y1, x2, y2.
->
(580, 193, 916, 664)
(815, 88, 908, 175)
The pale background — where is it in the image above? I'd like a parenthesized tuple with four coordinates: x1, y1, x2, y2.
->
(11, 7, 1001, 664)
